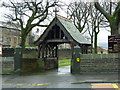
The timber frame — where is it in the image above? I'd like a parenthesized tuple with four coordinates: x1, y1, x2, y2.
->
(34, 15, 91, 59)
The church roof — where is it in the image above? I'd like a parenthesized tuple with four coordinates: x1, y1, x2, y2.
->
(34, 15, 91, 45)
(56, 15, 91, 45)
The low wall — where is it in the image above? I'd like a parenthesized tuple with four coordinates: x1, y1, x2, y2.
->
(2, 48, 14, 57)
(80, 54, 119, 73)
(44, 57, 58, 70)
(1, 48, 43, 74)
(0, 57, 14, 74)
(21, 49, 44, 74)
(2, 48, 72, 59)
(1, 48, 119, 74)
(58, 49, 72, 59)
(22, 48, 38, 58)
(21, 58, 45, 74)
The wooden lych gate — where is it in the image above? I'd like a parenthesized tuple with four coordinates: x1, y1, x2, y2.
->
(34, 15, 91, 70)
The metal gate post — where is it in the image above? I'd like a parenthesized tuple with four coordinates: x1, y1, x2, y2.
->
(71, 45, 81, 74)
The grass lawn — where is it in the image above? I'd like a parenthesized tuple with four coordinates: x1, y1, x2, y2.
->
(58, 59, 71, 66)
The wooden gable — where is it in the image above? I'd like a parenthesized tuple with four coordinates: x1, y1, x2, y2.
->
(34, 15, 91, 46)
(35, 17, 76, 46)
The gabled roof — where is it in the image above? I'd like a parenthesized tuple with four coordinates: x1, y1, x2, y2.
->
(56, 15, 91, 45)
(35, 15, 91, 45)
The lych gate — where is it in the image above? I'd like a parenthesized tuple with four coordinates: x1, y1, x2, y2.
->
(34, 15, 91, 72)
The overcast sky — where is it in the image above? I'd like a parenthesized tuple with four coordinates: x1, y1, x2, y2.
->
(0, 0, 111, 47)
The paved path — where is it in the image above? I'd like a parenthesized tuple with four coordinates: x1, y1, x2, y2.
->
(2, 66, 119, 89)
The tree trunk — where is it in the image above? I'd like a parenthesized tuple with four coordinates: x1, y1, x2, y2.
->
(21, 32, 27, 50)
(94, 32, 98, 54)
(91, 36, 93, 53)
(110, 19, 118, 35)
(119, 22, 120, 35)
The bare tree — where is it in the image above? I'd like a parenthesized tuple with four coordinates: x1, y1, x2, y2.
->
(67, 2, 103, 53)
(67, 2, 90, 33)
(2, 0, 59, 48)
(88, 3, 105, 54)
(95, 2, 120, 36)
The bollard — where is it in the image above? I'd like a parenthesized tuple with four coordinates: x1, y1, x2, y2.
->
(71, 45, 81, 74)
(14, 45, 22, 73)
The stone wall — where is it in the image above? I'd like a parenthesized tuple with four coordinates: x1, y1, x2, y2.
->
(58, 49, 72, 59)
(44, 57, 58, 70)
(1, 48, 119, 74)
(21, 48, 44, 74)
(2, 48, 14, 57)
(1, 48, 72, 59)
(0, 57, 14, 74)
(80, 54, 119, 73)
(21, 58, 45, 74)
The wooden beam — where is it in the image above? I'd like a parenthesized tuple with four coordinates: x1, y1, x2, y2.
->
(47, 39, 70, 43)
(60, 29, 61, 39)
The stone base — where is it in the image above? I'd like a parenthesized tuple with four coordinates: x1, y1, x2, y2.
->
(44, 57, 58, 70)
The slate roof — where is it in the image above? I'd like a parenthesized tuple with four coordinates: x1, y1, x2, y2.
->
(35, 15, 91, 45)
(56, 15, 91, 45)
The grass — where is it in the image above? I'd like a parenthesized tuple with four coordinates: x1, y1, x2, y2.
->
(58, 59, 71, 66)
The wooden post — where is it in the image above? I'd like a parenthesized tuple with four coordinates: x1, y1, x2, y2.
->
(42, 44, 45, 58)
(45, 46, 48, 58)
(48, 47, 51, 57)
(55, 45, 58, 57)
(38, 46, 40, 58)
(52, 47, 54, 57)
(86, 46, 88, 54)
(81, 45, 83, 54)
(51, 45, 55, 57)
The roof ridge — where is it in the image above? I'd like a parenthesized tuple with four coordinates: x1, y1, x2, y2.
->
(56, 14, 71, 21)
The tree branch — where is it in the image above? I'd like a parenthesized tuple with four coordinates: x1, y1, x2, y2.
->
(113, 2, 120, 17)
(94, 2, 111, 22)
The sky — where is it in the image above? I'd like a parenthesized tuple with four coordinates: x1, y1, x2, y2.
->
(0, 0, 111, 48)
